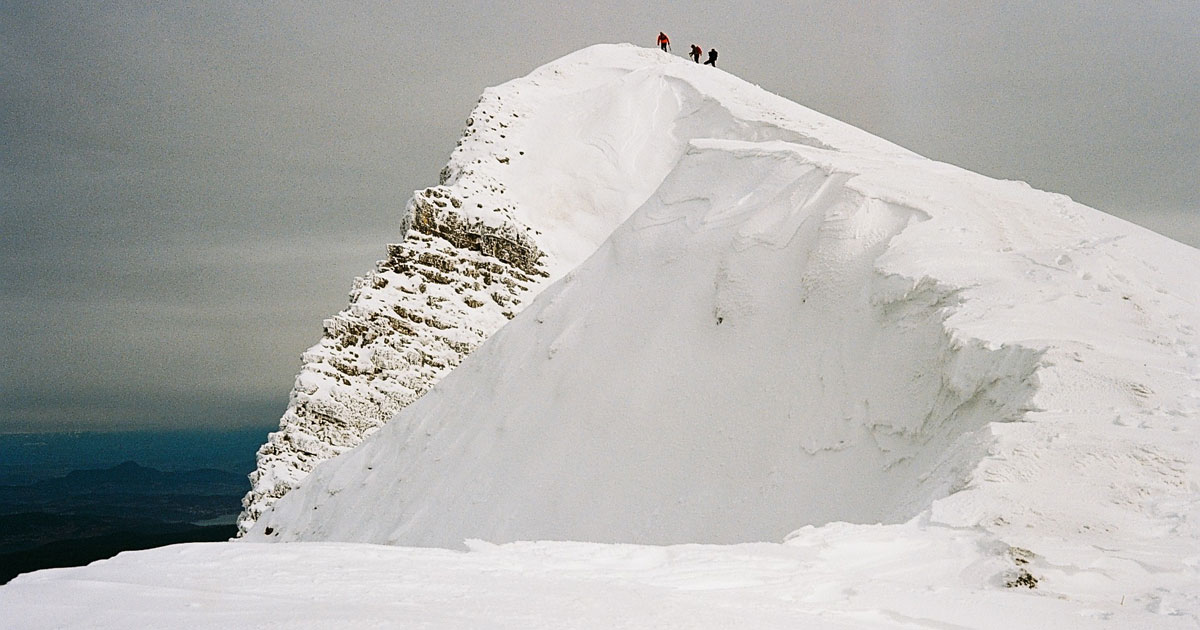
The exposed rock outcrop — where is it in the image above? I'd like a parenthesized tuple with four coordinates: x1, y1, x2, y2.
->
(238, 186, 548, 532)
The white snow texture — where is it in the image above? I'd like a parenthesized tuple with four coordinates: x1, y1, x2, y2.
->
(4, 44, 1199, 628)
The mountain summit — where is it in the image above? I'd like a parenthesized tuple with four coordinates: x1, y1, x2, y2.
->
(239, 42, 921, 533)
(244, 42, 1200, 566)
(7, 43, 1200, 627)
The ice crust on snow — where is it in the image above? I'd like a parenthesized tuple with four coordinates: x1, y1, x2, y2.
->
(6, 44, 1199, 627)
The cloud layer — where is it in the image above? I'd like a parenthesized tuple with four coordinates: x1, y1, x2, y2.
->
(2, 1, 1197, 431)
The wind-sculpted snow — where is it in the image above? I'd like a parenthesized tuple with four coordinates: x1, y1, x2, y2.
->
(247, 140, 1048, 545)
(245, 42, 1200, 562)
(238, 47, 1200, 616)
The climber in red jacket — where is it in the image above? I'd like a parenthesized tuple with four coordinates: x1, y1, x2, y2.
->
(657, 32, 671, 52)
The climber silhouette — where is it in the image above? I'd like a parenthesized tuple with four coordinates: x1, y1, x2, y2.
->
(689, 44, 702, 63)
(704, 48, 718, 66)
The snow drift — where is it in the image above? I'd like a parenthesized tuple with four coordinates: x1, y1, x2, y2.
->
(245, 44, 1200, 558)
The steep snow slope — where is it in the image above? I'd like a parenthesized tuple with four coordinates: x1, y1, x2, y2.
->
(242, 42, 1200, 601)
(240, 44, 914, 532)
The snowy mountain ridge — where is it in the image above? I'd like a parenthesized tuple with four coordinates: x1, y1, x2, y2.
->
(235, 41, 1200, 584)
(6, 44, 1199, 628)
(240, 43, 922, 533)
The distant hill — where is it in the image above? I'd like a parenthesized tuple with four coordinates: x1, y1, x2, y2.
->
(0, 461, 245, 520)
(35, 460, 246, 497)
(0, 427, 269, 486)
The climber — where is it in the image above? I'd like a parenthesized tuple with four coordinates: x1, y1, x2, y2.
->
(657, 32, 671, 52)
(704, 48, 718, 67)
(689, 44, 702, 63)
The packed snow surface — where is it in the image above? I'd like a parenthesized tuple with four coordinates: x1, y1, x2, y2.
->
(4, 44, 1199, 627)
(5, 526, 1196, 629)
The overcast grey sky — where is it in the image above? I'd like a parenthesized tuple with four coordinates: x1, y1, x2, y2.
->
(2, 1, 1197, 432)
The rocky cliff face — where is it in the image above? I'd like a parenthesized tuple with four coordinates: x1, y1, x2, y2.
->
(238, 200, 546, 533)
(238, 103, 553, 534)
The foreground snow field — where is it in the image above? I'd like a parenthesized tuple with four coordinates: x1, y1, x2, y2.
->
(4, 524, 1195, 629)
(4, 44, 1198, 628)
